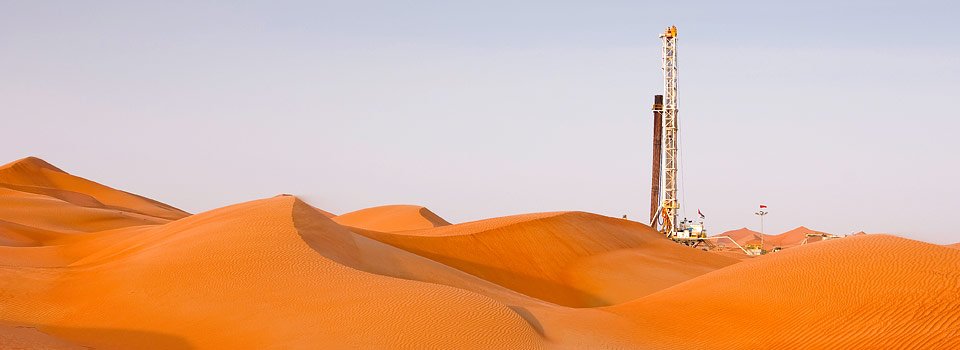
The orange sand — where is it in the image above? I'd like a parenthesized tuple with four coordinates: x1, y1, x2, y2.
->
(2, 157, 958, 349)
(609, 234, 960, 349)
(333, 204, 450, 232)
(715, 225, 832, 251)
(0, 323, 86, 350)
(357, 212, 737, 306)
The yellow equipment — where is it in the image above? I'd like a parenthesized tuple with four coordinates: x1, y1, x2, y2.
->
(663, 25, 677, 38)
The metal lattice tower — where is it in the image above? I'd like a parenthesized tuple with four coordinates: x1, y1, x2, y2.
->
(659, 26, 679, 236)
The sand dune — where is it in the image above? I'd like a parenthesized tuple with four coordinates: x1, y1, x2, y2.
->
(0, 196, 545, 349)
(333, 204, 450, 232)
(712, 227, 760, 244)
(610, 234, 960, 349)
(769, 225, 829, 246)
(0, 157, 188, 235)
(948, 242, 960, 249)
(358, 212, 737, 306)
(2, 157, 957, 349)
(0, 218, 63, 247)
(714, 226, 831, 250)
(0, 157, 188, 220)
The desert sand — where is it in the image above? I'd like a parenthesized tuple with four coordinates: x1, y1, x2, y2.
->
(1, 156, 958, 349)
(610, 234, 960, 349)
(333, 204, 450, 232)
(714, 225, 833, 252)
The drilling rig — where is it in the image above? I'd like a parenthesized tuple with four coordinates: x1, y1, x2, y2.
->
(650, 26, 707, 245)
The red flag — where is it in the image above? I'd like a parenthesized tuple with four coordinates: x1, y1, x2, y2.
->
(760, 204, 768, 209)
(698, 209, 705, 218)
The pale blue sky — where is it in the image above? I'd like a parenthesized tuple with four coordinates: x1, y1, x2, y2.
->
(2, 1, 958, 243)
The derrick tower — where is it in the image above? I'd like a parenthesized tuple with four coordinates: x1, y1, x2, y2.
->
(658, 25, 680, 237)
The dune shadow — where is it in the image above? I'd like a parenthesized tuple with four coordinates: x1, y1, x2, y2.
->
(36, 325, 194, 350)
(508, 306, 546, 337)
(290, 199, 614, 308)
(336, 233, 615, 307)
(410, 252, 614, 307)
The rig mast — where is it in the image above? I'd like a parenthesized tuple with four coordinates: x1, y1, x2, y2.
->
(658, 25, 680, 237)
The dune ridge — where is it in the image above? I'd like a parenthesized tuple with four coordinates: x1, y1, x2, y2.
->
(333, 204, 451, 232)
(2, 157, 958, 349)
(714, 225, 833, 251)
(0, 157, 188, 237)
(0, 157, 188, 220)
(358, 212, 737, 307)
(0, 196, 546, 349)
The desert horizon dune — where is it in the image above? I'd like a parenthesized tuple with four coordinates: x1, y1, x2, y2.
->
(0, 157, 188, 221)
(713, 225, 836, 251)
(333, 204, 451, 232)
(2, 156, 959, 349)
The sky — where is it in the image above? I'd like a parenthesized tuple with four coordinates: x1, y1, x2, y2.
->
(2, 1, 958, 244)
